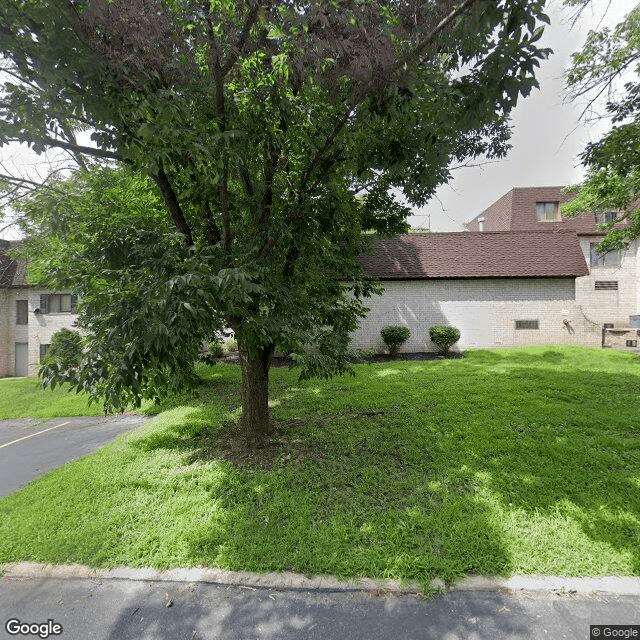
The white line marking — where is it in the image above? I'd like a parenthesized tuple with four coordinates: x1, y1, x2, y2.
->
(0, 421, 71, 449)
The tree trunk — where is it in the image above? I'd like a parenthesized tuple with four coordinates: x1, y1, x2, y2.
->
(238, 343, 275, 442)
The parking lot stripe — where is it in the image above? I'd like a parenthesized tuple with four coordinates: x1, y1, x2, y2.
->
(0, 421, 71, 449)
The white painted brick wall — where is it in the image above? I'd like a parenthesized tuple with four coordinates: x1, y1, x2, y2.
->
(0, 289, 10, 376)
(576, 237, 638, 325)
(351, 278, 601, 352)
(0, 288, 80, 377)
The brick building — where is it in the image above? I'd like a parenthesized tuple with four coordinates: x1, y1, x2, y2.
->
(0, 240, 79, 377)
(351, 187, 640, 352)
(2, 186, 638, 375)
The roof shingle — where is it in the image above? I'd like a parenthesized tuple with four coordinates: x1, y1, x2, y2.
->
(359, 231, 589, 279)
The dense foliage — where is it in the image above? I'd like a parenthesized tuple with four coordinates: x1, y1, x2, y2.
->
(562, 4, 640, 253)
(1, 0, 551, 436)
(41, 328, 84, 380)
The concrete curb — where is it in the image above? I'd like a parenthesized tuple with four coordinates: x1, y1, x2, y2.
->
(3, 563, 640, 596)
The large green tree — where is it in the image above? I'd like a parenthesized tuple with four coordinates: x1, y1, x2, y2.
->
(562, 3, 640, 251)
(1, 0, 551, 439)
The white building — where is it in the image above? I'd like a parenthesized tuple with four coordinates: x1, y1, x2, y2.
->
(351, 187, 640, 353)
(0, 240, 78, 377)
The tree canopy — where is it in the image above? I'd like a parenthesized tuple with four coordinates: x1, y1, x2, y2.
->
(1, 0, 551, 438)
(562, 3, 640, 252)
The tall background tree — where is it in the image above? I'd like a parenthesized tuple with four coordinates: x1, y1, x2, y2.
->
(562, 2, 640, 251)
(1, 0, 551, 440)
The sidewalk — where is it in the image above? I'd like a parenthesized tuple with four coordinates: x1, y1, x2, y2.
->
(2, 563, 640, 640)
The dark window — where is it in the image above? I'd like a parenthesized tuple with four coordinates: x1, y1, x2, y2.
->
(603, 323, 614, 329)
(594, 281, 618, 290)
(16, 300, 28, 325)
(39, 293, 77, 314)
(535, 202, 559, 221)
(595, 211, 617, 225)
(39, 344, 50, 363)
(515, 320, 539, 330)
(590, 243, 622, 267)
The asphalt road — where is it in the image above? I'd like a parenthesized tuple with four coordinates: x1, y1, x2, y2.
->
(0, 415, 148, 497)
(1, 575, 639, 640)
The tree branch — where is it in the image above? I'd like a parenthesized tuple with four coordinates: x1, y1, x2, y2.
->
(238, 164, 255, 199)
(258, 144, 280, 227)
(153, 166, 194, 247)
(221, 1, 261, 77)
(39, 136, 125, 162)
(298, 0, 481, 197)
(203, 201, 222, 245)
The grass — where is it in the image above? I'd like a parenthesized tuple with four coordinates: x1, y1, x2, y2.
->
(0, 376, 105, 419)
(0, 346, 639, 589)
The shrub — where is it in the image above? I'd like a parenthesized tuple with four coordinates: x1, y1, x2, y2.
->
(208, 340, 224, 358)
(42, 328, 83, 375)
(380, 325, 411, 355)
(428, 325, 461, 356)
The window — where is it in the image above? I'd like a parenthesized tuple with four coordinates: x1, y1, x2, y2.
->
(595, 211, 617, 225)
(626, 340, 637, 348)
(39, 293, 77, 314)
(39, 344, 50, 363)
(590, 243, 622, 267)
(535, 201, 559, 221)
(16, 300, 28, 325)
(603, 323, 614, 329)
(515, 320, 539, 330)
(594, 281, 618, 290)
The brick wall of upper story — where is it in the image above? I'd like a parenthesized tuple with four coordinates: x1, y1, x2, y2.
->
(509, 186, 596, 232)
(467, 189, 513, 232)
(469, 186, 612, 234)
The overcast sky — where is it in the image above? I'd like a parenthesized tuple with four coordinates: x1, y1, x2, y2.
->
(407, 0, 634, 231)
(0, 0, 633, 239)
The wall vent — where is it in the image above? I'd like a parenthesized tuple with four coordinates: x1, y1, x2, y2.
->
(515, 320, 539, 330)
(594, 281, 618, 290)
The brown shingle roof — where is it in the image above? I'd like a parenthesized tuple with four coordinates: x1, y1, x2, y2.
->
(359, 231, 589, 279)
(0, 240, 28, 288)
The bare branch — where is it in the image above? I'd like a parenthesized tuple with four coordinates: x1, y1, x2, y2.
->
(38, 137, 125, 162)
(0, 172, 68, 195)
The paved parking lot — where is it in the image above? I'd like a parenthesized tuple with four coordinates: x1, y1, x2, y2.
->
(0, 415, 148, 497)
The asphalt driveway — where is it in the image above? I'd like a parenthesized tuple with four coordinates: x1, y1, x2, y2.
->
(0, 415, 149, 498)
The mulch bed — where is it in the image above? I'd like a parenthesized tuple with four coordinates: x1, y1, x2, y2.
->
(219, 352, 463, 367)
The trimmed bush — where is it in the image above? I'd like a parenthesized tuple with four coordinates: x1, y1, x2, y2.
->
(380, 325, 411, 355)
(428, 325, 461, 356)
(42, 328, 83, 372)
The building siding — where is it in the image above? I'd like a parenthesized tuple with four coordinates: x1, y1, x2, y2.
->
(351, 278, 601, 352)
(0, 288, 79, 377)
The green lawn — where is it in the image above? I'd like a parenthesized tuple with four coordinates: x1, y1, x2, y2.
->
(0, 376, 105, 419)
(1, 346, 639, 589)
